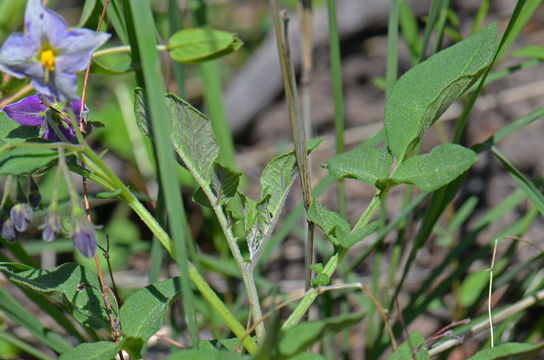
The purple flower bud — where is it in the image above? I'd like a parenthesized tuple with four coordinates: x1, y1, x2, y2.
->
(72, 216, 97, 258)
(41, 210, 61, 243)
(2, 219, 17, 242)
(10, 203, 33, 232)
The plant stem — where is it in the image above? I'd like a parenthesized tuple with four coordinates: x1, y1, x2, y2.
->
(283, 191, 384, 328)
(77, 145, 259, 352)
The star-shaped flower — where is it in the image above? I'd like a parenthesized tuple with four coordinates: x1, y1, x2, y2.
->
(1, 93, 87, 142)
(0, 0, 110, 101)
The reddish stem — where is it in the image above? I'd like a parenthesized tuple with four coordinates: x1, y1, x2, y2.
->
(76, 0, 121, 356)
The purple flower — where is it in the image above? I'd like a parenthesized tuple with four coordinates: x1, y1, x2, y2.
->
(72, 214, 97, 258)
(1, 94, 87, 142)
(0, 0, 110, 101)
(10, 203, 33, 232)
(2, 219, 17, 242)
(41, 209, 61, 242)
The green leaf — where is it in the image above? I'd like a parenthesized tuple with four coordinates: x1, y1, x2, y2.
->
(168, 28, 243, 64)
(467, 342, 544, 360)
(511, 45, 544, 60)
(385, 23, 497, 161)
(308, 199, 350, 246)
(391, 143, 477, 192)
(59, 341, 121, 360)
(244, 140, 321, 257)
(90, 51, 133, 75)
(135, 88, 219, 187)
(308, 199, 378, 248)
(96, 189, 122, 199)
(120, 278, 181, 359)
(194, 163, 241, 207)
(0, 146, 58, 175)
(0, 262, 111, 329)
(325, 145, 393, 186)
(335, 221, 379, 249)
(77, 0, 97, 27)
(387, 331, 429, 360)
(0, 112, 40, 145)
(279, 313, 363, 357)
(459, 270, 489, 308)
(166, 349, 250, 360)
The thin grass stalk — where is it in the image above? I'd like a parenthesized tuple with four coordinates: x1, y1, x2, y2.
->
(299, 0, 313, 141)
(431, 0, 450, 55)
(418, 0, 443, 62)
(270, 0, 314, 291)
(326, 0, 347, 217)
(124, 0, 198, 344)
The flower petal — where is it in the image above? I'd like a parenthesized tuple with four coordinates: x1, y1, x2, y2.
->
(0, 33, 41, 78)
(1, 94, 47, 126)
(55, 30, 111, 72)
(31, 71, 78, 101)
(73, 222, 97, 258)
(24, 0, 69, 47)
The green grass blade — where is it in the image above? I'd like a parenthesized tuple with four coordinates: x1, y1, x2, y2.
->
(0, 286, 72, 353)
(471, 0, 490, 34)
(125, 0, 198, 344)
(385, 0, 400, 97)
(474, 106, 544, 152)
(399, 1, 422, 64)
(0, 332, 54, 360)
(418, 0, 445, 61)
(491, 146, 544, 216)
(431, 0, 450, 55)
(496, 0, 543, 60)
(453, 0, 529, 143)
(327, 0, 347, 216)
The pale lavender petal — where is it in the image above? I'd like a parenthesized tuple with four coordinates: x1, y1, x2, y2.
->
(31, 71, 77, 101)
(0, 33, 41, 78)
(55, 30, 110, 72)
(24, 0, 68, 45)
(1, 94, 46, 126)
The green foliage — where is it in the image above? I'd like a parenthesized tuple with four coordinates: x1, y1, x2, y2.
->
(389, 143, 478, 192)
(467, 342, 544, 359)
(0, 262, 112, 329)
(58, 341, 121, 360)
(166, 348, 250, 360)
(384, 23, 497, 161)
(243, 139, 321, 257)
(0, 112, 39, 145)
(308, 198, 378, 248)
(325, 145, 393, 186)
(168, 28, 243, 64)
(193, 163, 241, 207)
(120, 278, 181, 358)
(0, 146, 59, 176)
(278, 313, 364, 357)
(387, 332, 429, 360)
